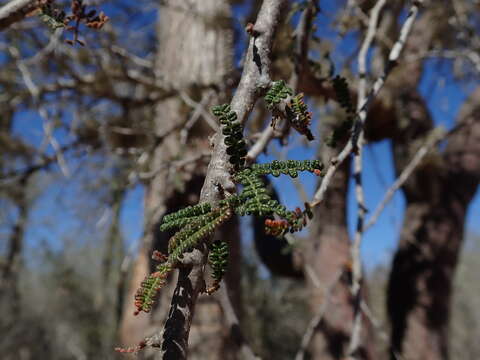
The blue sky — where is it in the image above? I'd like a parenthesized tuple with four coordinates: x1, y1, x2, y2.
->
(6, 0, 479, 273)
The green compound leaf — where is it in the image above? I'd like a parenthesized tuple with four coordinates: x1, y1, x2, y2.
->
(327, 75, 355, 147)
(286, 93, 315, 141)
(134, 206, 233, 315)
(265, 80, 293, 110)
(212, 104, 247, 171)
(134, 262, 172, 314)
(134, 100, 324, 316)
(332, 75, 354, 114)
(206, 240, 229, 294)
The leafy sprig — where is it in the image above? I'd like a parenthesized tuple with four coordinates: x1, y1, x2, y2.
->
(286, 93, 315, 141)
(132, 93, 323, 316)
(265, 80, 293, 110)
(207, 241, 229, 294)
(212, 104, 248, 171)
(38, 0, 109, 46)
(327, 75, 355, 147)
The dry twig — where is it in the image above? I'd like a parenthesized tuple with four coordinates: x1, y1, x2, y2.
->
(347, 0, 386, 357)
(309, 0, 424, 209)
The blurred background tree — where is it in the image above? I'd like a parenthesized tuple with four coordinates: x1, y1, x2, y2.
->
(0, 0, 479, 359)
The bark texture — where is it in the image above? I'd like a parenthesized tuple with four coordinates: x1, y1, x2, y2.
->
(359, 6, 480, 359)
(152, 1, 286, 358)
(119, 1, 237, 359)
(305, 116, 374, 360)
(387, 88, 480, 360)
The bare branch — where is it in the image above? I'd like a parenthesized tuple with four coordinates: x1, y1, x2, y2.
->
(10, 45, 71, 177)
(246, 0, 318, 163)
(179, 90, 218, 144)
(347, 1, 386, 357)
(363, 115, 477, 232)
(295, 269, 343, 360)
(157, 1, 287, 358)
(310, 0, 424, 209)
(216, 285, 260, 360)
(0, 0, 40, 31)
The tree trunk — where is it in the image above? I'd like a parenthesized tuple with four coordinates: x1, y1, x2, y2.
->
(0, 175, 29, 317)
(387, 88, 480, 360)
(305, 117, 374, 359)
(119, 1, 238, 359)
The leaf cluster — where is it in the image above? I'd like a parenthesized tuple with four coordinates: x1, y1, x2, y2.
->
(265, 80, 293, 110)
(132, 82, 323, 315)
(327, 75, 355, 147)
(212, 104, 248, 171)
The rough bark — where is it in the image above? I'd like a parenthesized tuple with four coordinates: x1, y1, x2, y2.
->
(148, 1, 286, 359)
(387, 88, 480, 360)
(0, 0, 41, 32)
(119, 1, 237, 358)
(304, 116, 374, 359)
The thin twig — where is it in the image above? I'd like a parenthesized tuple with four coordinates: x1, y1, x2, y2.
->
(246, 0, 318, 163)
(347, 0, 386, 357)
(364, 116, 475, 232)
(310, 0, 424, 209)
(216, 285, 260, 360)
(179, 91, 219, 138)
(10, 46, 71, 177)
(295, 269, 343, 360)
(360, 301, 405, 360)
(156, 2, 287, 358)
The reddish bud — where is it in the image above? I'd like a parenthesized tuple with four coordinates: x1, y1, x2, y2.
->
(245, 23, 255, 35)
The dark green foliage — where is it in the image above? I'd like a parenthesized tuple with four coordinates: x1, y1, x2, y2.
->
(265, 81, 314, 141)
(327, 75, 355, 147)
(162, 202, 213, 224)
(167, 207, 232, 257)
(265, 80, 293, 110)
(133, 101, 323, 314)
(134, 206, 233, 314)
(286, 93, 315, 141)
(249, 159, 323, 178)
(212, 104, 247, 170)
(207, 241, 229, 294)
(326, 116, 354, 147)
(39, 3, 66, 30)
(234, 162, 321, 234)
(160, 202, 213, 231)
(332, 75, 354, 114)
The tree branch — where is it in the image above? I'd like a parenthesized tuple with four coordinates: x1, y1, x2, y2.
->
(295, 269, 343, 360)
(0, 0, 40, 31)
(347, 1, 386, 357)
(309, 0, 424, 209)
(246, 0, 318, 163)
(156, 1, 286, 358)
